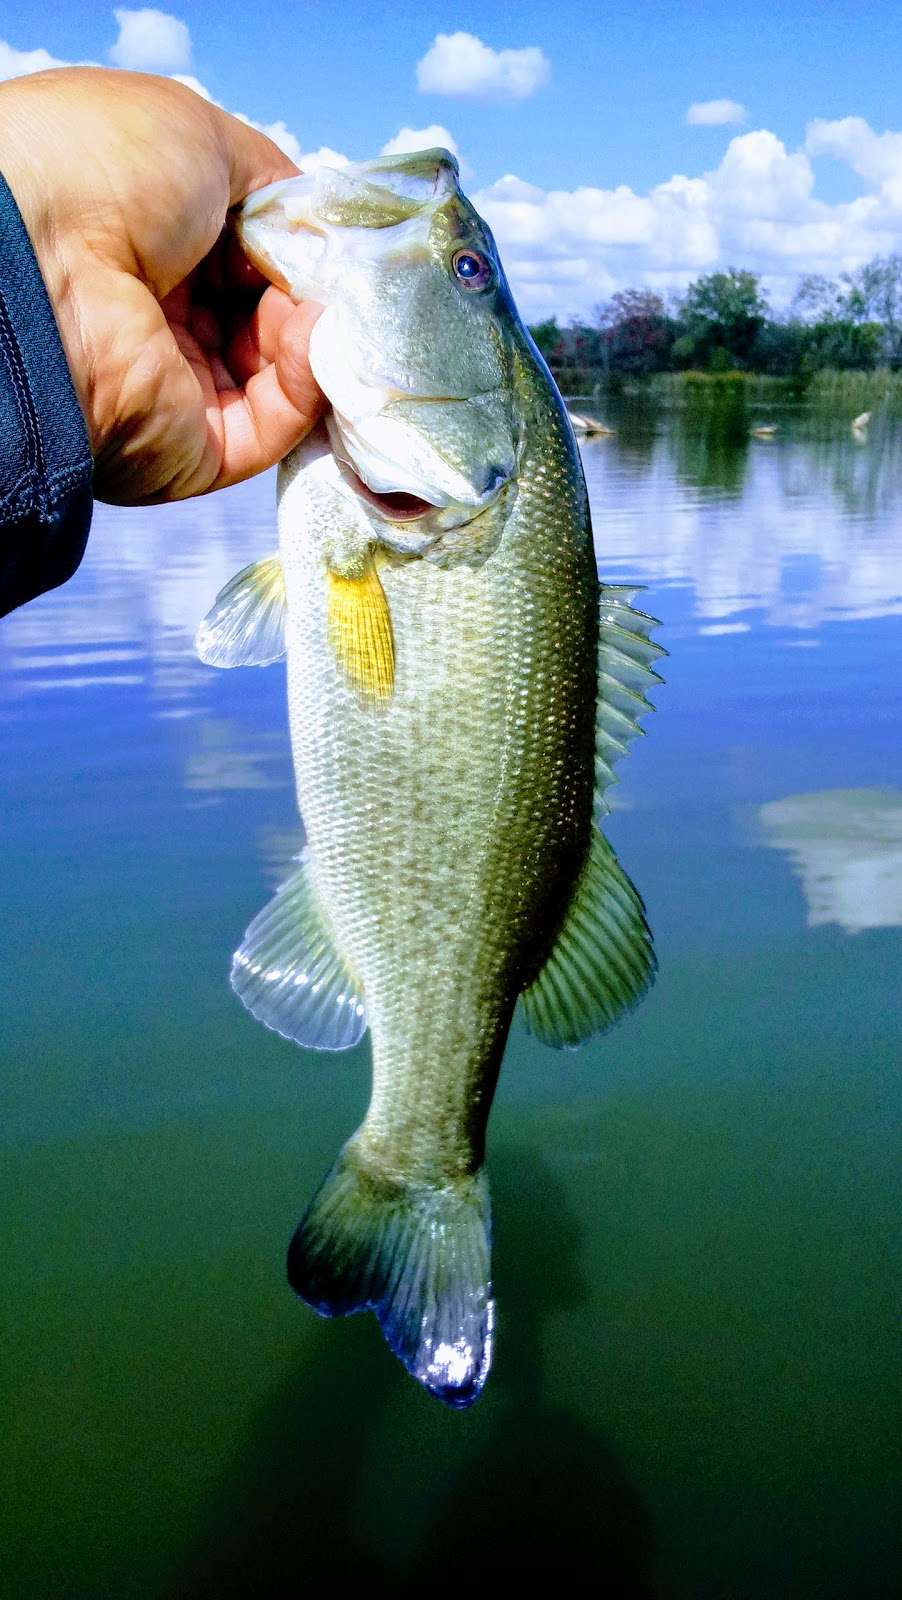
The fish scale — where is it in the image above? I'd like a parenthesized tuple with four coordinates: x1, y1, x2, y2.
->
(197, 147, 661, 1406)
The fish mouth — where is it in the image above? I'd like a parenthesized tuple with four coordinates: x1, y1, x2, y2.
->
(328, 426, 438, 522)
(326, 410, 496, 529)
(346, 473, 434, 522)
(321, 396, 515, 537)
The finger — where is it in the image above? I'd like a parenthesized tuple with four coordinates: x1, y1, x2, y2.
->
(189, 302, 223, 352)
(203, 303, 326, 489)
(226, 285, 305, 381)
(219, 225, 271, 294)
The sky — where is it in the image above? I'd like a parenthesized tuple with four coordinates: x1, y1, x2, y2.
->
(3, 0, 902, 319)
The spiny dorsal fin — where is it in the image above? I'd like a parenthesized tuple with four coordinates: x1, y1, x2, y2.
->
(196, 556, 286, 668)
(521, 826, 656, 1049)
(231, 851, 366, 1051)
(596, 583, 665, 819)
(326, 554, 394, 704)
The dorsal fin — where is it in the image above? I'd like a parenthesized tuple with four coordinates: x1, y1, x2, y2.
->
(196, 556, 286, 668)
(595, 584, 665, 818)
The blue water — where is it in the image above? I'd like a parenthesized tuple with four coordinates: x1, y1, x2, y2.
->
(1, 406, 899, 1597)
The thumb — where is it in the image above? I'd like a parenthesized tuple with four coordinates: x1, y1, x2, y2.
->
(274, 299, 326, 421)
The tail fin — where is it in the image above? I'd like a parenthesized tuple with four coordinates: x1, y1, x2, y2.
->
(287, 1140, 494, 1409)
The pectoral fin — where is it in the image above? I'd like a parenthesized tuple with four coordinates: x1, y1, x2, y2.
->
(522, 827, 655, 1049)
(326, 554, 394, 703)
(196, 556, 286, 668)
(231, 851, 367, 1051)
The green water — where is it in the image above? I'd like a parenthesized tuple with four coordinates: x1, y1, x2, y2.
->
(2, 405, 899, 1597)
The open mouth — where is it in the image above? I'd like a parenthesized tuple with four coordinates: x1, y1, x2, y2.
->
(337, 454, 435, 522)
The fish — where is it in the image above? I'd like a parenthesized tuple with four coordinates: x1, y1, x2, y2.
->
(196, 149, 663, 1407)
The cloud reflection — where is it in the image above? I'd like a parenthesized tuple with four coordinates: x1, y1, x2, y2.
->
(0, 473, 279, 715)
(759, 788, 902, 933)
(185, 720, 290, 794)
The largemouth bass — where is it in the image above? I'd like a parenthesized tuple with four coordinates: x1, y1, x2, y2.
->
(197, 150, 663, 1407)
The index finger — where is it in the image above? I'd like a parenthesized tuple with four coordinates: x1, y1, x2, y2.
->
(204, 299, 326, 491)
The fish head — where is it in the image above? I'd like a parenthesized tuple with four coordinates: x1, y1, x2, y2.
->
(238, 150, 521, 551)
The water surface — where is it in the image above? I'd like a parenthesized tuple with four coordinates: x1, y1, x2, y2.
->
(2, 405, 899, 1597)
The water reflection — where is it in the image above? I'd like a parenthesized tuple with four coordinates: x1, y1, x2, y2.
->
(0, 474, 279, 718)
(580, 408, 902, 629)
(1, 415, 901, 734)
(670, 383, 752, 497)
(759, 788, 902, 934)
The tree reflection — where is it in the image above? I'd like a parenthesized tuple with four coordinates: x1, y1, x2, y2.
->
(668, 381, 751, 497)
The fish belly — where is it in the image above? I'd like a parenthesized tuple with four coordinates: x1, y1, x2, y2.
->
(280, 479, 596, 1181)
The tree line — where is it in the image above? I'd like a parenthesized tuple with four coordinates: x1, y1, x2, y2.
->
(528, 255, 902, 389)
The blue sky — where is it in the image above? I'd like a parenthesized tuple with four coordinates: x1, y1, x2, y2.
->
(4, 1, 902, 317)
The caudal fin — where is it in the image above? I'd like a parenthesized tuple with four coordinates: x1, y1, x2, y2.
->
(287, 1140, 493, 1409)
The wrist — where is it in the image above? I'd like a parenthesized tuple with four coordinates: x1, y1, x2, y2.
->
(0, 77, 102, 453)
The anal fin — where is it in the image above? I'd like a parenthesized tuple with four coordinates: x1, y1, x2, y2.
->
(231, 852, 366, 1051)
(522, 827, 656, 1049)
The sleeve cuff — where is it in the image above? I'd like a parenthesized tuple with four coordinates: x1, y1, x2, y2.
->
(0, 168, 93, 616)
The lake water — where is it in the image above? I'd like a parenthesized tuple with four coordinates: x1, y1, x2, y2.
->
(2, 402, 899, 1598)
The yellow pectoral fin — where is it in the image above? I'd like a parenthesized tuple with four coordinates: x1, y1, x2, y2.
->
(326, 556, 395, 703)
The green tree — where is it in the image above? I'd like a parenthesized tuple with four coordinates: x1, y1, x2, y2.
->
(675, 269, 769, 369)
(842, 254, 902, 366)
(528, 317, 563, 361)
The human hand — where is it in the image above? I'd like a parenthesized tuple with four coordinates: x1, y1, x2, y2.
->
(0, 66, 324, 504)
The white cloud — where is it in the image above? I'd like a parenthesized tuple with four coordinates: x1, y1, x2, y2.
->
(806, 115, 902, 207)
(293, 145, 351, 173)
(475, 118, 902, 318)
(711, 129, 814, 218)
(0, 40, 70, 78)
(416, 31, 548, 101)
(687, 98, 746, 127)
(108, 8, 191, 72)
(381, 124, 460, 159)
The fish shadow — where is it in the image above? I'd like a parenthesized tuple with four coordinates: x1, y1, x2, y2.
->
(170, 1146, 656, 1597)
(399, 1144, 658, 1597)
(169, 1307, 393, 1595)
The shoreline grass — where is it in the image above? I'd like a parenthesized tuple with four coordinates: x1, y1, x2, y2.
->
(556, 367, 902, 416)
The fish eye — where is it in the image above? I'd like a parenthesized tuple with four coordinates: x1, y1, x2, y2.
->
(451, 248, 493, 291)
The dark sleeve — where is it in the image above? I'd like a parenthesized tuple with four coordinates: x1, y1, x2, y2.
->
(0, 170, 93, 620)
